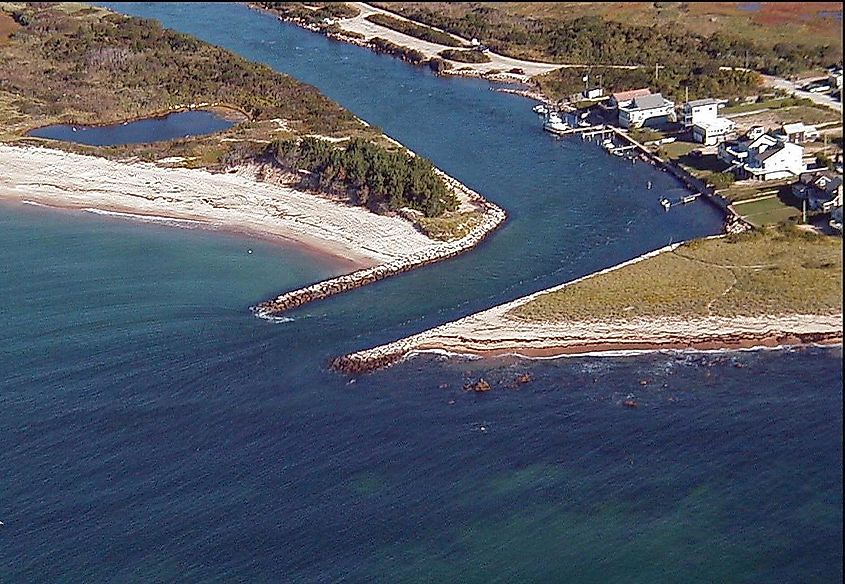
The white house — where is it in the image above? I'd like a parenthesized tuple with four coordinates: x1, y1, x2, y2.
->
(682, 98, 723, 128)
(776, 122, 820, 144)
(692, 117, 736, 146)
(617, 93, 676, 128)
(719, 133, 805, 181)
(743, 141, 805, 181)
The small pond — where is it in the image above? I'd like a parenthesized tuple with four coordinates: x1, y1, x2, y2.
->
(27, 109, 236, 146)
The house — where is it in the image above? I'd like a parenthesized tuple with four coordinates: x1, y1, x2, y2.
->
(608, 88, 652, 108)
(775, 122, 819, 144)
(682, 98, 723, 128)
(692, 117, 736, 146)
(746, 125, 766, 140)
(719, 133, 805, 181)
(792, 170, 844, 212)
(617, 93, 676, 128)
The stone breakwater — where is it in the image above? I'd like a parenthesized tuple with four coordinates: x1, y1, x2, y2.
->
(252, 174, 506, 318)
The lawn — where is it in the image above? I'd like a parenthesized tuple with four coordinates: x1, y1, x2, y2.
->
(731, 196, 801, 227)
(510, 226, 842, 322)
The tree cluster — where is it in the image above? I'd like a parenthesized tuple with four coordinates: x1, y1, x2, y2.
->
(265, 137, 458, 217)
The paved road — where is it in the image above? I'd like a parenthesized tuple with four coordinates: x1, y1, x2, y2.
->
(761, 74, 842, 112)
(344, 3, 644, 80)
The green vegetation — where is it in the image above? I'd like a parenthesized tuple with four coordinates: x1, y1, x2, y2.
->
(364, 12, 463, 47)
(369, 36, 426, 65)
(374, 2, 842, 76)
(257, 2, 359, 23)
(706, 172, 737, 190)
(511, 226, 842, 322)
(536, 66, 762, 102)
(261, 137, 459, 217)
(439, 49, 491, 64)
(0, 3, 466, 225)
(0, 3, 360, 137)
(731, 196, 802, 228)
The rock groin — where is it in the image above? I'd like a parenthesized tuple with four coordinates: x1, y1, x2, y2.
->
(252, 173, 506, 318)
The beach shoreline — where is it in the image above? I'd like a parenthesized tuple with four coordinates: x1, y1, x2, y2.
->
(0, 144, 506, 307)
(332, 239, 843, 373)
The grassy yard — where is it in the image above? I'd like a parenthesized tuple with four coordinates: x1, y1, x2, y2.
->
(731, 196, 802, 227)
(510, 226, 842, 322)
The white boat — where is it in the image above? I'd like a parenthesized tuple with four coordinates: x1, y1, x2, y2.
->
(660, 198, 671, 210)
(543, 112, 569, 133)
(533, 104, 550, 115)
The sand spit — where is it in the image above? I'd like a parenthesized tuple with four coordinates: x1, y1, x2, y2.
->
(1, 144, 505, 310)
(334, 244, 843, 372)
(1, 144, 454, 266)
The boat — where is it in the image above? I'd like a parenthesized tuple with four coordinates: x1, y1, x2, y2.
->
(543, 111, 569, 133)
(602, 138, 615, 151)
(682, 194, 698, 204)
(533, 104, 550, 116)
(660, 198, 671, 210)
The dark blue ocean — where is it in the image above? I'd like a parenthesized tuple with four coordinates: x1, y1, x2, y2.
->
(1, 3, 841, 582)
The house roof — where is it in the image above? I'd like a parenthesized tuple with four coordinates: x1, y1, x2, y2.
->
(685, 98, 721, 108)
(611, 88, 651, 103)
(755, 143, 785, 161)
(631, 93, 670, 110)
(782, 122, 806, 134)
(694, 117, 736, 132)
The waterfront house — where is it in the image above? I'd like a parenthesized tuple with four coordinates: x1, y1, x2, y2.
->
(775, 122, 820, 144)
(692, 117, 736, 146)
(719, 133, 805, 181)
(682, 98, 724, 128)
(792, 170, 844, 212)
(608, 88, 652, 109)
(617, 93, 676, 129)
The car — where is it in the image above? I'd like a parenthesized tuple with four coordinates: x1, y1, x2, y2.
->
(689, 149, 703, 158)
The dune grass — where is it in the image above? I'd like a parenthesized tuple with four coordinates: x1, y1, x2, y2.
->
(510, 226, 842, 322)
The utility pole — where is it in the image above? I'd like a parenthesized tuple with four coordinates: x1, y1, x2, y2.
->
(654, 62, 659, 81)
(685, 85, 689, 104)
(803, 198, 807, 224)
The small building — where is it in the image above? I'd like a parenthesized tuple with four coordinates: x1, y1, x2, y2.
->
(776, 122, 820, 144)
(746, 125, 766, 140)
(617, 93, 676, 129)
(792, 170, 844, 212)
(682, 98, 723, 128)
(692, 117, 736, 146)
(583, 87, 604, 100)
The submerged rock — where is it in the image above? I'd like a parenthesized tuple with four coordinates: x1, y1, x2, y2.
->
(464, 378, 491, 392)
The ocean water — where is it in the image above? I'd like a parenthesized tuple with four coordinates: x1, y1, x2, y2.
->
(0, 3, 841, 582)
(27, 110, 235, 146)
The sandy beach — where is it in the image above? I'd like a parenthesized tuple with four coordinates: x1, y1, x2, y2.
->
(0, 144, 453, 267)
(334, 243, 843, 372)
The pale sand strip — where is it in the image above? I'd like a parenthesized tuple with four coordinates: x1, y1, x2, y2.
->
(334, 244, 843, 371)
(0, 144, 445, 266)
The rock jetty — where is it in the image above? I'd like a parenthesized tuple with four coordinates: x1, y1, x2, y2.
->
(252, 171, 506, 318)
